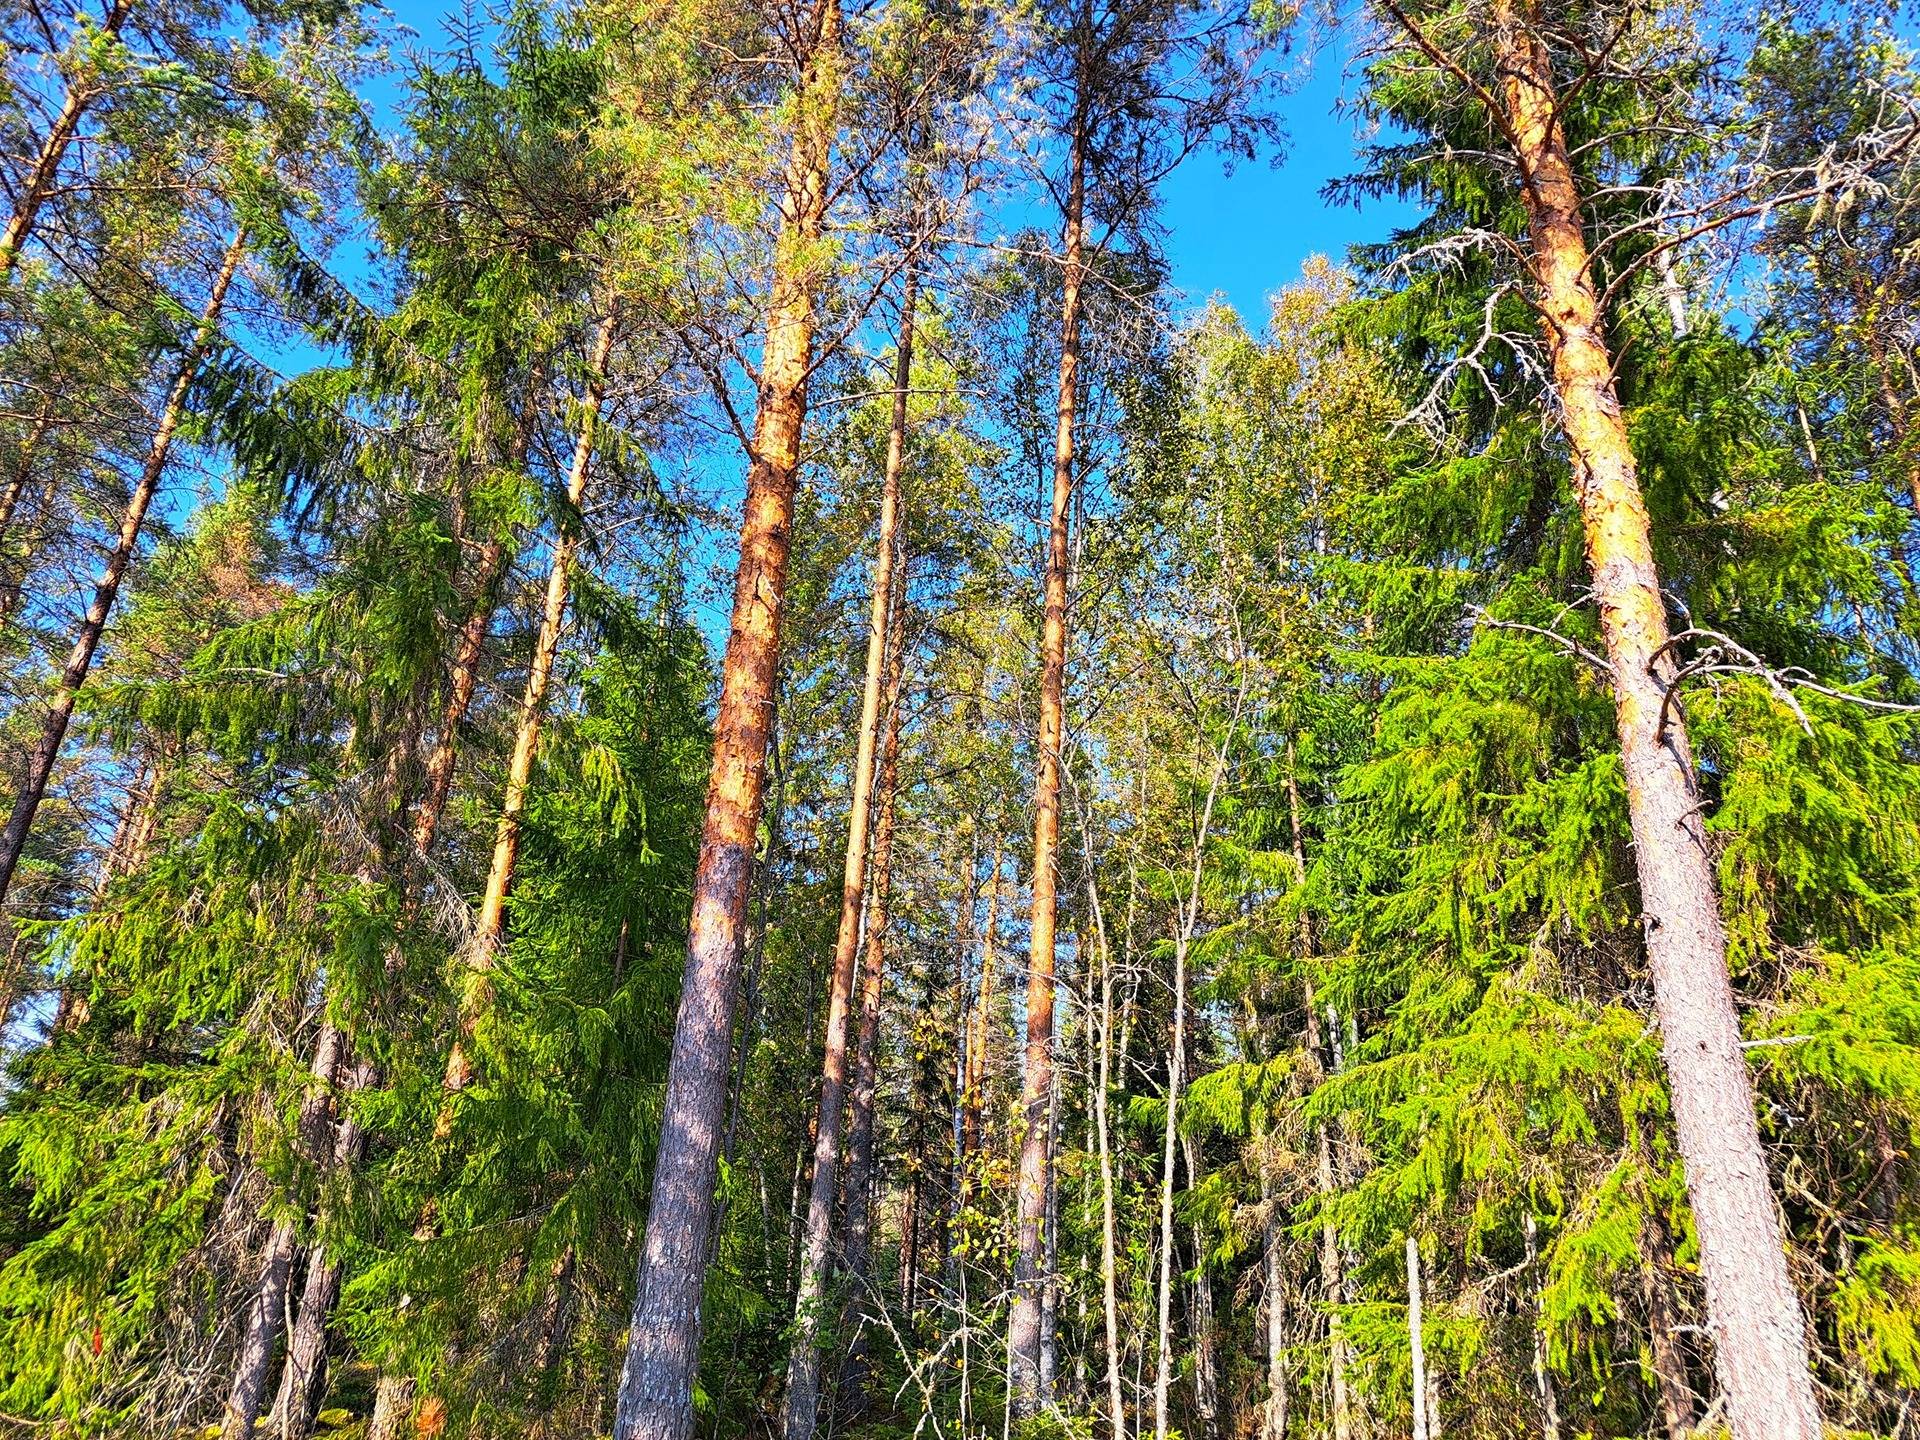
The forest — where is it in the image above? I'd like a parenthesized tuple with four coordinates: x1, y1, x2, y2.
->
(0, 0, 1917, 1435)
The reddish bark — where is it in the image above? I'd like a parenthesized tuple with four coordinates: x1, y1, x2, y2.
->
(1481, 2, 1821, 1432)
(612, 4, 841, 1433)
(1010, 117, 1086, 1418)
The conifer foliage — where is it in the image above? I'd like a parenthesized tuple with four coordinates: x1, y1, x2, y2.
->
(0, 0, 1916, 1437)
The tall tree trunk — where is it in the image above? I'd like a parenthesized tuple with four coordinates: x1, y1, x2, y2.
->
(1082, 850, 1127, 1438)
(1483, 5, 1822, 1434)
(0, 0, 134, 276)
(837, 610, 907, 1415)
(961, 837, 1001, 1162)
(442, 307, 619, 1092)
(1010, 110, 1086, 1423)
(780, 262, 915, 1440)
(1289, 745, 1353, 1440)
(1261, 1136, 1287, 1440)
(1182, 1133, 1218, 1435)
(1151, 926, 1191, 1440)
(613, 4, 841, 1430)
(0, 229, 242, 940)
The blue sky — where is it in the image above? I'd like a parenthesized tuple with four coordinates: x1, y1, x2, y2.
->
(1158, 30, 1413, 324)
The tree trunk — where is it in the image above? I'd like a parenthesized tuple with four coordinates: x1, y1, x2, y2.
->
(1151, 927, 1191, 1440)
(1407, 1236, 1430, 1440)
(1486, 5, 1821, 1435)
(220, 1015, 345, 1440)
(1524, 1215, 1559, 1440)
(1643, 1235, 1697, 1440)
(780, 262, 914, 1440)
(1261, 1145, 1287, 1440)
(366, 1376, 415, 1440)
(0, 0, 134, 276)
(1082, 851, 1127, 1438)
(0, 229, 243, 916)
(442, 307, 619, 1092)
(0, 403, 53, 555)
(961, 837, 1001, 1163)
(613, 3, 840, 1430)
(267, 1068, 372, 1440)
(836, 608, 907, 1415)
(1183, 1133, 1218, 1435)
(1010, 109, 1086, 1424)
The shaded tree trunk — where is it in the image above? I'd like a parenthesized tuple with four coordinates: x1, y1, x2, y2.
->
(780, 262, 914, 1440)
(613, 3, 841, 1430)
(1482, 5, 1822, 1434)
(0, 229, 244, 918)
(220, 1016, 345, 1440)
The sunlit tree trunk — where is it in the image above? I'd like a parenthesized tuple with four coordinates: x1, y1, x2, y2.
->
(1010, 111, 1086, 1422)
(781, 263, 914, 1440)
(1482, 4, 1821, 1432)
(0, 230, 244, 924)
(837, 604, 907, 1414)
(0, 0, 134, 276)
(613, 4, 841, 1431)
(1408, 1236, 1431, 1440)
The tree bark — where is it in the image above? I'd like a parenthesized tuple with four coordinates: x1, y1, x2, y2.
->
(612, 3, 840, 1431)
(836, 606, 907, 1415)
(780, 262, 914, 1440)
(0, 227, 242, 947)
(1081, 849, 1127, 1438)
(1261, 1139, 1287, 1440)
(1010, 107, 1086, 1423)
(0, 0, 134, 276)
(442, 307, 619, 1092)
(1482, 5, 1822, 1435)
